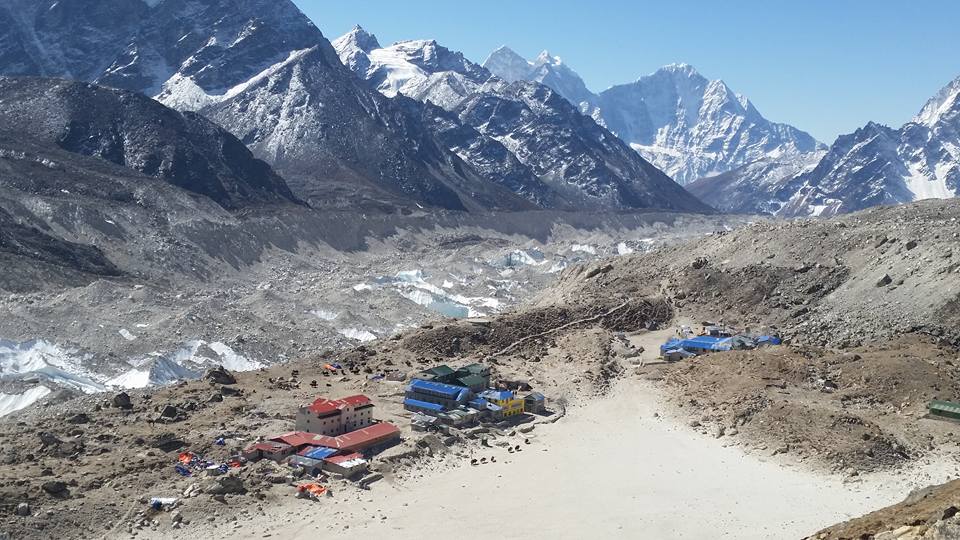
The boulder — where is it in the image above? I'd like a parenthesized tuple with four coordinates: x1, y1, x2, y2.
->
(876, 274, 893, 287)
(38, 432, 61, 447)
(113, 392, 133, 410)
(15, 502, 30, 516)
(204, 366, 236, 385)
(204, 475, 246, 495)
(66, 413, 91, 424)
(159, 405, 181, 420)
(41, 480, 68, 496)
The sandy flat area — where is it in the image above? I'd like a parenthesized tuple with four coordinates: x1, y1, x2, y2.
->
(223, 375, 954, 540)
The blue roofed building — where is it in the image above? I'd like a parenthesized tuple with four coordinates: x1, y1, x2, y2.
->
(404, 379, 473, 412)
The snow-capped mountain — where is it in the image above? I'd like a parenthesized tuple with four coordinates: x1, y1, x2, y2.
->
(333, 26, 488, 110)
(483, 46, 595, 108)
(484, 49, 824, 185)
(0, 0, 543, 211)
(334, 29, 712, 212)
(693, 76, 960, 217)
(591, 64, 824, 184)
(0, 77, 299, 209)
(685, 155, 824, 215)
(454, 79, 707, 210)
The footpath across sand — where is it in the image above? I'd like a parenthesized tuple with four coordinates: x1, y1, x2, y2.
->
(228, 377, 954, 540)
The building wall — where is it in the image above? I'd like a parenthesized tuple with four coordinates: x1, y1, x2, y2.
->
(296, 405, 374, 436)
(490, 397, 525, 417)
(404, 390, 459, 411)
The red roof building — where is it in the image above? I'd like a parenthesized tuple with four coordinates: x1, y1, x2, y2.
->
(296, 394, 375, 436)
(270, 422, 400, 453)
(242, 441, 294, 462)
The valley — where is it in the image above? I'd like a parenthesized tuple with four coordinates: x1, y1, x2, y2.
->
(0, 0, 958, 539)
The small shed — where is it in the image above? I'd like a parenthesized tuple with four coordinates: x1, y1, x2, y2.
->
(524, 392, 547, 414)
(422, 365, 455, 380)
(929, 400, 960, 421)
(288, 455, 325, 475)
(242, 441, 294, 462)
(323, 452, 368, 477)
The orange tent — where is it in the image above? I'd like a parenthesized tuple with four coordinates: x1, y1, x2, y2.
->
(296, 483, 327, 500)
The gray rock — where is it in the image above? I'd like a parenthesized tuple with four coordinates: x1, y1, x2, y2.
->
(16, 502, 31, 516)
(66, 413, 91, 424)
(876, 274, 893, 287)
(204, 366, 236, 385)
(38, 432, 61, 446)
(159, 405, 180, 420)
(113, 392, 133, 410)
(204, 475, 246, 495)
(41, 480, 68, 495)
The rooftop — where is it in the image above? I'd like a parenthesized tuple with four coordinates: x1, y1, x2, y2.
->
(305, 394, 372, 415)
(272, 422, 400, 451)
(408, 378, 469, 399)
(480, 389, 514, 401)
(422, 365, 455, 378)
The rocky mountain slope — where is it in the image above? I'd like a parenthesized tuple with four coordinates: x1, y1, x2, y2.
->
(692, 75, 960, 217)
(483, 49, 823, 185)
(0, 199, 956, 540)
(0, 0, 711, 214)
(0, 77, 299, 209)
(334, 28, 712, 212)
(0, 1, 549, 212)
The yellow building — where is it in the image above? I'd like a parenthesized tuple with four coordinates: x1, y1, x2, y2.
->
(480, 390, 525, 418)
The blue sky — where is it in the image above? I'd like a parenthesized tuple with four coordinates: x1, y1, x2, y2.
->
(294, 0, 960, 143)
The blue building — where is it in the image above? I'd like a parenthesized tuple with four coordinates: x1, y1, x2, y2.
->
(404, 379, 473, 414)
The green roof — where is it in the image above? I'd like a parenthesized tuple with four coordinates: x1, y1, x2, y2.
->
(457, 374, 487, 388)
(423, 365, 454, 378)
(929, 400, 960, 414)
(458, 363, 488, 375)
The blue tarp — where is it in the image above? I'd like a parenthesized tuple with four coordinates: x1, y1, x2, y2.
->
(756, 335, 782, 346)
(408, 379, 466, 399)
(404, 397, 445, 412)
(468, 398, 488, 409)
(303, 446, 338, 460)
(661, 335, 733, 354)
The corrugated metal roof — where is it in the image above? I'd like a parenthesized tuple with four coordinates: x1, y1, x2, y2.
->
(480, 389, 514, 401)
(301, 446, 338, 460)
(272, 423, 400, 451)
(408, 378, 466, 399)
(929, 400, 960, 414)
(306, 394, 372, 415)
(423, 365, 455, 378)
(325, 452, 365, 465)
(457, 374, 487, 388)
(404, 397, 445, 412)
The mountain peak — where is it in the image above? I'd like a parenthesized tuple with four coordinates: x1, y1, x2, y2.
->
(914, 75, 960, 128)
(651, 63, 702, 79)
(535, 50, 561, 66)
(483, 45, 535, 83)
(336, 24, 381, 53)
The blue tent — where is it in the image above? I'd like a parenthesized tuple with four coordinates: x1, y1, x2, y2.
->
(661, 335, 733, 355)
